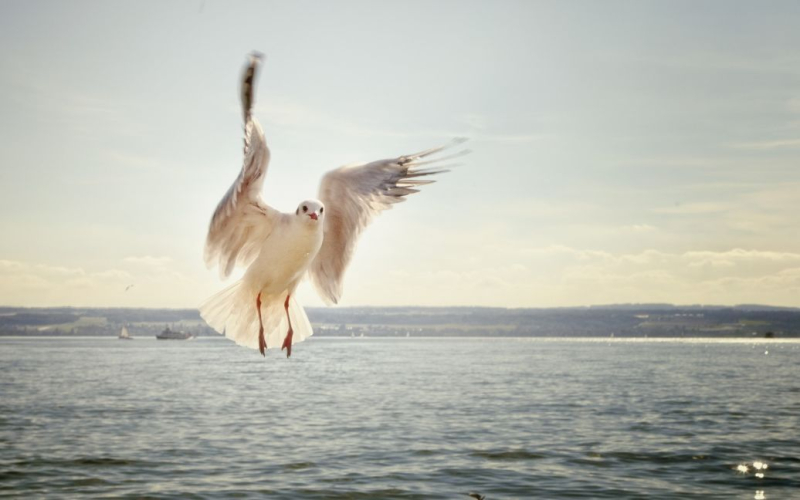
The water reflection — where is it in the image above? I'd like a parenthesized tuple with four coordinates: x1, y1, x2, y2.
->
(734, 460, 770, 500)
(734, 460, 768, 476)
(2, 338, 797, 498)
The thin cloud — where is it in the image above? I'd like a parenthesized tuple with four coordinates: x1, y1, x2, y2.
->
(0, 257, 201, 307)
(730, 138, 800, 150)
(652, 202, 730, 215)
(254, 99, 545, 143)
(622, 224, 657, 233)
(123, 255, 173, 267)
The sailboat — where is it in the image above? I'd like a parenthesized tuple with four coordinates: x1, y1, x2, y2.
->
(118, 326, 133, 340)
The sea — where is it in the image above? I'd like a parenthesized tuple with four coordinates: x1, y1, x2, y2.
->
(1, 336, 798, 499)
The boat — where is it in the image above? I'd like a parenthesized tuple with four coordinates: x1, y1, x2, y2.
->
(118, 326, 133, 340)
(156, 325, 195, 340)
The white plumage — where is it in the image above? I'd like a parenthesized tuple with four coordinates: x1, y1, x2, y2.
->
(200, 53, 468, 357)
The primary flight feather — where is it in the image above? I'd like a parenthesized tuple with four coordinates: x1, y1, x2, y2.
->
(200, 53, 468, 357)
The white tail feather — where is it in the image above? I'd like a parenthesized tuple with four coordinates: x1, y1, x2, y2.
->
(199, 280, 313, 353)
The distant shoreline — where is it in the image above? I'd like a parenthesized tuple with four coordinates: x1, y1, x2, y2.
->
(1, 305, 799, 339)
(4, 337, 800, 348)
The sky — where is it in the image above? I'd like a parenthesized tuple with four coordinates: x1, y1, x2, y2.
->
(2, 0, 800, 309)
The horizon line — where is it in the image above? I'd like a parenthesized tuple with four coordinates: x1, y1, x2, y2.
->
(1, 303, 799, 311)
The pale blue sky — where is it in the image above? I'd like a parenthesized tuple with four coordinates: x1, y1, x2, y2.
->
(2, 1, 800, 308)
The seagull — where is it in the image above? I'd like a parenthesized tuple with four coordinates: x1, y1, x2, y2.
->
(200, 53, 467, 358)
(124, 284, 134, 292)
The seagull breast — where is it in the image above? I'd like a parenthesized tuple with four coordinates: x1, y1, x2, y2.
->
(243, 215, 324, 295)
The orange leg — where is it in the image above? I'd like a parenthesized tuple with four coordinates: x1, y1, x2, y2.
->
(256, 292, 266, 356)
(281, 294, 294, 358)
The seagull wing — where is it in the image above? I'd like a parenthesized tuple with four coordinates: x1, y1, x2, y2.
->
(310, 139, 468, 304)
(205, 53, 279, 278)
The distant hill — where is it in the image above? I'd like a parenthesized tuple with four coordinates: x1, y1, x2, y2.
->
(1, 305, 798, 338)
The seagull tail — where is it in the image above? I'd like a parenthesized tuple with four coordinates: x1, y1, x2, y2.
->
(199, 280, 314, 354)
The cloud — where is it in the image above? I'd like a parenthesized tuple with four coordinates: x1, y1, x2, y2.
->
(479, 133, 548, 144)
(518, 245, 800, 269)
(622, 224, 657, 233)
(5, 243, 800, 309)
(123, 255, 173, 267)
(497, 199, 604, 220)
(0, 260, 129, 305)
(683, 249, 800, 263)
(254, 99, 545, 143)
(546, 246, 800, 306)
(459, 113, 487, 130)
(368, 244, 800, 307)
(652, 202, 730, 215)
(730, 138, 800, 150)
(331, 237, 800, 307)
(107, 151, 164, 171)
(788, 97, 800, 113)
(686, 258, 735, 269)
(0, 257, 205, 307)
(615, 156, 727, 169)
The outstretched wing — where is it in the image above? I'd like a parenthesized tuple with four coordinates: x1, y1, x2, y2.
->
(205, 53, 279, 278)
(310, 139, 468, 304)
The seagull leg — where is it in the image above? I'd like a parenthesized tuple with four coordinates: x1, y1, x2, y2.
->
(256, 292, 266, 356)
(281, 293, 293, 358)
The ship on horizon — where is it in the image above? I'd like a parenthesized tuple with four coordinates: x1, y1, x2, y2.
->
(156, 325, 195, 340)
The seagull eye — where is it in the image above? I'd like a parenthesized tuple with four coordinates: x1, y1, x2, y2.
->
(320, 207, 323, 213)
(302, 206, 308, 212)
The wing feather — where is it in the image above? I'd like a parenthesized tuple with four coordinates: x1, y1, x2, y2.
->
(205, 53, 278, 278)
(310, 138, 468, 304)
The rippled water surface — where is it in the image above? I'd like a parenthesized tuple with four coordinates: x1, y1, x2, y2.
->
(1, 337, 799, 499)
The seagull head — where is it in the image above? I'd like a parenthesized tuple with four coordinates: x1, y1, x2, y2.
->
(295, 199, 324, 223)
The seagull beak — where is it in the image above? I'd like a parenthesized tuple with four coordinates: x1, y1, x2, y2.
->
(309, 213, 318, 220)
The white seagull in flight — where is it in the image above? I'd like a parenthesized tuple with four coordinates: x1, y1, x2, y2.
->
(200, 53, 467, 357)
